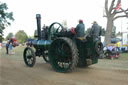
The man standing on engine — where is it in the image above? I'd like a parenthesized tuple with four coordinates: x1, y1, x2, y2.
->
(90, 21, 101, 41)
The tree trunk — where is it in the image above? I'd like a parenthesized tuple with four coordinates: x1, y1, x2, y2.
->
(105, 17, 113, 45)
(104, 0, 128, 46)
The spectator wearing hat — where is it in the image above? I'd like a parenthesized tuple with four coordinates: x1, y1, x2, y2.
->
(75, 19, 85, 37)
(90, 21, 101, 41)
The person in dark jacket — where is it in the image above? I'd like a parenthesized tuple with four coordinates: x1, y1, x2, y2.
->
(75, 19, 85, 37)
(6, 43, 9, 54)
(6, 39, 10, 54)
(90, 21, 101, 41)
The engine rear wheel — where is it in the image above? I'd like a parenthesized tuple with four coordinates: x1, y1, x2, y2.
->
(49, 37, 78, 72)
(23, 47, 36, 67)
(95, 41, 103, 55)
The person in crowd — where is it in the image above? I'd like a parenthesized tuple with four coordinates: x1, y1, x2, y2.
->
(9, 42, 13, 54)
(5, 39, 10, 54)
(0, 43, 2, 49)
(107, 45, 113, 51)
(116, 41, 120, 51)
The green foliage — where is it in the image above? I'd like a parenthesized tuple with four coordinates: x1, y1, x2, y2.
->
(116, 32, 122, 36)
(6, 32, 13, 39)
(15, 30, 28, 44)
(0, 2, 14, 35)
(100, 28, 106, 36)
(0, 35, 4, 42)
(34, 30, 37, 38)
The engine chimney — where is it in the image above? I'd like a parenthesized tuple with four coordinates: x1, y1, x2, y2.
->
(36, 14, 42, 40)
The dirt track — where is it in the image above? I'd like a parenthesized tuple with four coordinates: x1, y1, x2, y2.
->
(0, 47, 128, 85)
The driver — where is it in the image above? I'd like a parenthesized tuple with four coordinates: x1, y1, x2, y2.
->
(75, 19, 85, 37)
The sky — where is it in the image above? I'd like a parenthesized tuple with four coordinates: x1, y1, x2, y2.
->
(1, 0, 128, 38)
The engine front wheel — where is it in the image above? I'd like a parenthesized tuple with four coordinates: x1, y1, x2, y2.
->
(23, 47, 36, 67)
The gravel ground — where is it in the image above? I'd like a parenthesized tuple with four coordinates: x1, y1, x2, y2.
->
(0, 46, 128, 85)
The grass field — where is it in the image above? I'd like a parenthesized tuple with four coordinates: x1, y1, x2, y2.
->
(120, 53, 128, 60)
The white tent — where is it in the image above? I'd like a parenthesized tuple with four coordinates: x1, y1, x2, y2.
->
(122, 32, 128, 46)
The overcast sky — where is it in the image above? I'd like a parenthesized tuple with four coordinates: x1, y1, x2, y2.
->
(1, 0, 128, 37)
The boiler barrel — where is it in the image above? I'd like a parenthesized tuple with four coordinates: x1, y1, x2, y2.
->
(33, 40, 51, 50)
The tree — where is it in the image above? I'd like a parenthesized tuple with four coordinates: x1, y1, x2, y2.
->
(6, 32, 13, 39)
(15, 30, 28, 44)
(104, 0, 128, 44)
(85, 28, 91, 36)
(112, 25, 116, 37)
(100, 28, 106, 36)
(0, 2, 14, 35)
(34, 29, 38, 39)
(116, 31, 122, 36)
(0, 35, 4, 42)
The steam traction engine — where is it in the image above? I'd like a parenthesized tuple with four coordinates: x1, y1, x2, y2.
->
(23, 14, 103, 72)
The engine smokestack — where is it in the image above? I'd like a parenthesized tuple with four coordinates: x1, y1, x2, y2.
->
(36, 14, 42, 40)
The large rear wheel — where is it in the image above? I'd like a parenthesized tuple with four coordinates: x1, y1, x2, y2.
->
(49, 37, 78, 72)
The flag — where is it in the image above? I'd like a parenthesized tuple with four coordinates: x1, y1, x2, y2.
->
(115, 3, 121, 11)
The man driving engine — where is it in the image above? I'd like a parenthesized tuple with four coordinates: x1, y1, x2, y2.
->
(75, 19, 85, 37)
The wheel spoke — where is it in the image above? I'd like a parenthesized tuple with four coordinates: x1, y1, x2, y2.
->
(62, 62, 64, 68)
(54, 42, 72, 69)
(26, 51, 29, 56)
(31, 57, 33, 61)
(30, 58, 33, 63)
(27, 59, 31, 64)
(56, 26, 60, 32)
